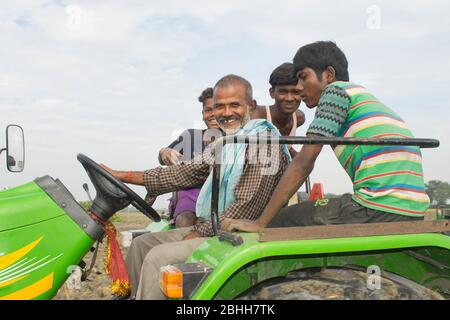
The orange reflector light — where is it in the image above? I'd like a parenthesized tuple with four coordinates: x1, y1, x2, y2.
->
(160, 265, 183, 298)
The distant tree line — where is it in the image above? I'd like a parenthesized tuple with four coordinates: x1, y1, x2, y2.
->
(425, 180, 450, 207)
(78, 200, 121, 222)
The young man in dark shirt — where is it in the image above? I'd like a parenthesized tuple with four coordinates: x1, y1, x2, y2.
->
(252, 62, 306, 157)
(157, 88, 221, 228)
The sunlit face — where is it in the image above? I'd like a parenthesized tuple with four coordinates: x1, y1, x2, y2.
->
(270, 84, 301, 115)
(202, 98, 219, 129)
(213, 84, 253, 134)
(296, 67, 330, 108)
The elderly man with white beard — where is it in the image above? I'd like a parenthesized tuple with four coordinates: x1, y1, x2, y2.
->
(102, 74, 291, 299)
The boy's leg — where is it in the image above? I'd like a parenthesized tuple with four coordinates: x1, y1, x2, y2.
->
(136, 237, 207, 300)
(175, 211, 197, 228)
(126, 227, 192, 297)
(267, 197, 342, 228)
(267, 193, 423, 228)
(339, 194, 424, 222)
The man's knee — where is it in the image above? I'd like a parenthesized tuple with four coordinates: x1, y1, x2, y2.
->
(128, 235, 143, 258)
(129, 232, 149, 250)
(142, 237, 205, 269)
(142, 243, 176, 272)
(175, 212, 197, 228)
(127, 232, 158, 261)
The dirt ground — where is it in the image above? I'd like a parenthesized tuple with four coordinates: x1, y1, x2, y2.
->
(53, 212, 150, 300)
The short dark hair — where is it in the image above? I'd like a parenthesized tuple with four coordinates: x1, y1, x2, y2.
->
(293, 41, 349, 81)
(214, 74, 253, 104)
(198, 87, 213, 104)
(269, 62, 298, 88)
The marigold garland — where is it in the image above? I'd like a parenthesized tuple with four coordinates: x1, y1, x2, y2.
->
(91, 213, 130, 296)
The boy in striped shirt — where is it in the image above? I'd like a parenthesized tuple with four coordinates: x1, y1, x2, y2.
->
(223, 41, 429, 232)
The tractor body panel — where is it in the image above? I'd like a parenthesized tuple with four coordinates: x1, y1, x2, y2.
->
(146, 219, 173, 233)
(0, 178, 97, 299)
(188, 233, 450, 299)
(0, 181, 64, 232)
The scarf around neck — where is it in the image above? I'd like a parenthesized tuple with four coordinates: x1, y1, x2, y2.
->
(196, 119, 291, 220)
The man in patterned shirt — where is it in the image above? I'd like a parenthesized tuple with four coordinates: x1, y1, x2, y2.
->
(224, 41, 429, 232)
(102, 74, 289, 299)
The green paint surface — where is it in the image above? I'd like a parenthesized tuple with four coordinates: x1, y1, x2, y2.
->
(0, 181, 94, 299)
(189, 233, 450, 299)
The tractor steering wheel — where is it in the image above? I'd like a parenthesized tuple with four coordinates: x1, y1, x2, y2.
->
(77, 153, 161, 222)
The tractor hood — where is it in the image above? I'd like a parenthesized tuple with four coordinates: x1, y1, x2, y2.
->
(0, 176, 103, 240)
(0, 178, 65, 232)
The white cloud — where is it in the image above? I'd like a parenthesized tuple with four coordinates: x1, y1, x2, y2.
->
(1, 1, 449, 210)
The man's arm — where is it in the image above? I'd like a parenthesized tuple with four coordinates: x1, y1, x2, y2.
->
(255, 142, 322, 227)
(223, 142, 322, 232)
(250, 105, 266, 120)
(288, 147, 298, 158)
(223, 84, 350, 232)
(295, 109, 306, 127)
(101, 161, 210, 193)
(286, 109, 306, 159)
(101, 145, 214, 200)
(100, 164, 145, 185)
(193, 144, 288, 237)
(142, 162, 210, 197)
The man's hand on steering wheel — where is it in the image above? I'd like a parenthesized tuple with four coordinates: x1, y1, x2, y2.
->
(100, 163, 144, 185)
(77, 154, 160, 222)
(100, 164, 121, 179)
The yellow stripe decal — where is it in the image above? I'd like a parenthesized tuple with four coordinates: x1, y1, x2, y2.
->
(0, 273, 53, 300)
(0, 237, 44, 271)
(0, 275, 29, 289)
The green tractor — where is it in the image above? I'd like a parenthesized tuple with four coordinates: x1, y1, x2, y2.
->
(159, 136, 450, 300)
(0, 127, 449, 300)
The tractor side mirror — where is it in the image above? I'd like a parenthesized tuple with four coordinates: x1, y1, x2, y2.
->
(5, 125, 25, 172)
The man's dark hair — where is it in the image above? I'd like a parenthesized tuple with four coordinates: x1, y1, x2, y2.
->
(198, 87, 213, 104)
(269, 62, 298, 88)
(293, 41, 349, 81)
(214, 74, 253, 104)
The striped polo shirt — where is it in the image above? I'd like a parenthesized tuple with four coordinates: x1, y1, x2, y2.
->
(307, 81, 429, 217)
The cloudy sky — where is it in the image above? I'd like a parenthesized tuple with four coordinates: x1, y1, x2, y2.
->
(1, 0, 449, 210)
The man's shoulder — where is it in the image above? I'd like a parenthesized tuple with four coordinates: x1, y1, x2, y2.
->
(252, 105, 267, 119)
(325, 81, 369, 94)
(324, 81, 350, 92)
(295, 109, 305, 127)
(318, 82, 352, 106)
